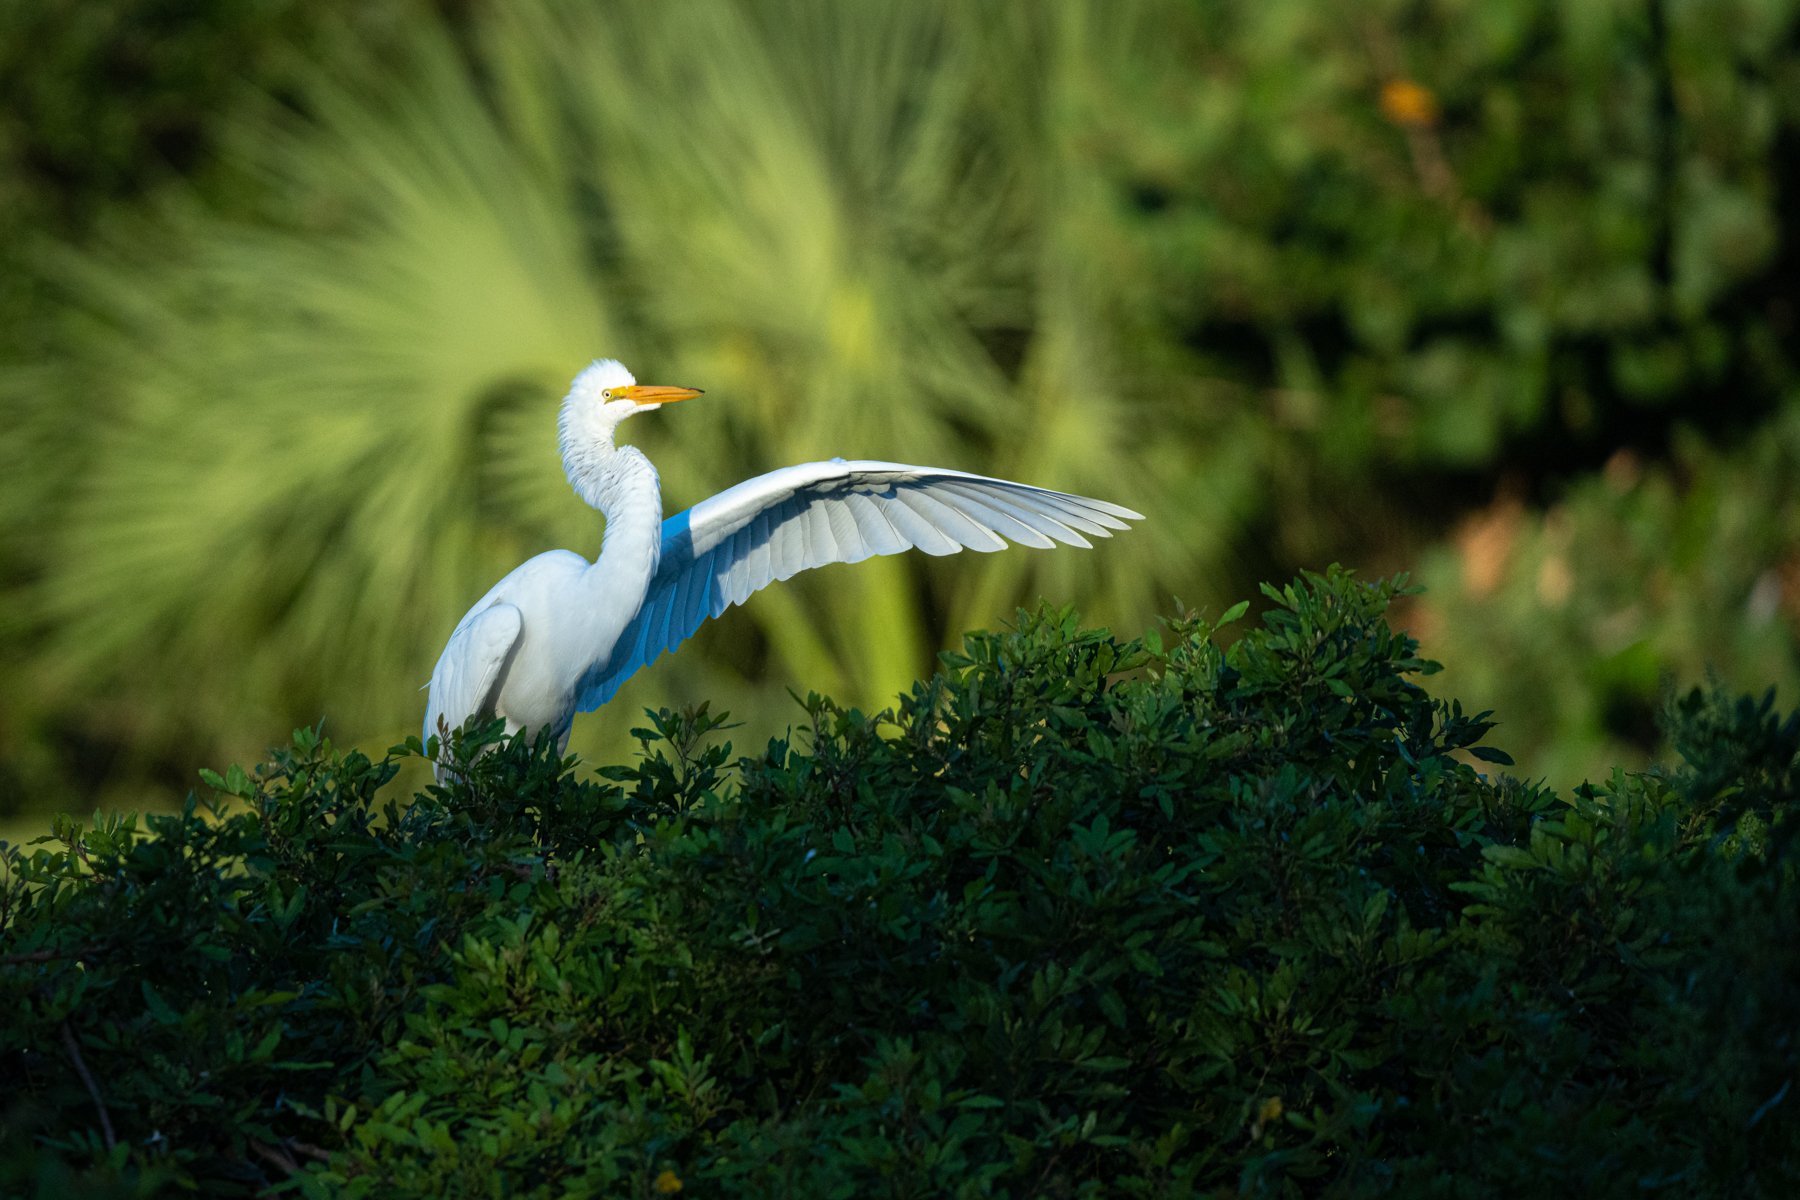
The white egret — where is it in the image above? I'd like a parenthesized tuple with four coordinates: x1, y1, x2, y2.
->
(424, 359, 1141, 770)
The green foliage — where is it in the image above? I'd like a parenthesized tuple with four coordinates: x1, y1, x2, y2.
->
(1416, 404, 1800, 783)
(0, 0, 439, 243)
(1108, 0, 1796, 465)
(4, 571, 1794, 1196)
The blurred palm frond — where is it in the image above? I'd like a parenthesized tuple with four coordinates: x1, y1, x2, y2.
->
(6, 1, 1239, 798)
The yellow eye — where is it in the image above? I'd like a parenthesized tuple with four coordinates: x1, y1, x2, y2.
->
(602, 389, 613, 400)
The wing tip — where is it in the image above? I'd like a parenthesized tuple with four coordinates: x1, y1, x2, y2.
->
(1063, 496, 1144, 524)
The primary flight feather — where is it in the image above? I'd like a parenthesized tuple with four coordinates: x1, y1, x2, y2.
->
(424, 360, 1141, 771)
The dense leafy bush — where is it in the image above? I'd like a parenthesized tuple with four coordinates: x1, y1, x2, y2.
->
(3, 570, 1794, 1196)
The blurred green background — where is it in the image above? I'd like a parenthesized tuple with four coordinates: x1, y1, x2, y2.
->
(2, 0, 1797, 823)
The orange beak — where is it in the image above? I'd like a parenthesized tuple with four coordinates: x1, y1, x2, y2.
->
(617, 384, 704, 406)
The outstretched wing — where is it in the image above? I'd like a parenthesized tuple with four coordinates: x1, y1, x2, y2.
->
(424, 601, 523, 744)
(574, 460, 1142, 711)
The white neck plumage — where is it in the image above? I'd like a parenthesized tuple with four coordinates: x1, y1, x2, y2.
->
(558, 398, 664, 605)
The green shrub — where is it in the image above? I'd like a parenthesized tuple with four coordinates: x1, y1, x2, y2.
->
(3, 569, 1794, 1196)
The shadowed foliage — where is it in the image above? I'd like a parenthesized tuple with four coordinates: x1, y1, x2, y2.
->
(3, 571, 1794, 1196)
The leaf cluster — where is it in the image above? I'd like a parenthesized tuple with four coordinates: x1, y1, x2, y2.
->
(2, 570, 1795, 1196)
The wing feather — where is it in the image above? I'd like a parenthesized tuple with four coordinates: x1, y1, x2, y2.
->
(933, 479, 1065, 524)
(844, 491, 911, 555)
(773, 510, 808, 580)
(573, 461, 1139, 712)
(651, 569, 680, 655)
(825, 498, 867, 562)
(1035, 492, 1134, 533)
(729, 522, 762, 605)
(876, 491, 963, 555)
(967, 490, 1091, 545)
(899, 488, 1008, 552)
(934, 483, 1065, 549)
(745, 510, 774, 600)
(671, 572, 697, 656)
(805, 501, 841, 563)
(423, 602, 523, 745)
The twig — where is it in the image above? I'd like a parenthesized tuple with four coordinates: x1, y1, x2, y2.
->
(248, 1138, 299, 1175)
(493, 861, 559, 883)
(248, 1137, 331, 1177)
(61, 1021, 116, 1151)
(2, 944, 104, 966)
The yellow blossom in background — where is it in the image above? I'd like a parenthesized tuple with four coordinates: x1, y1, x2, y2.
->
(654, 1168, 684, 1194)
(1251, 1094, 1285, 1139)
(1380, 78, 1439, 126)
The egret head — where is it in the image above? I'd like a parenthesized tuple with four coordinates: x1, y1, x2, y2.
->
(568, 359, 703, 422)
(559, 360, 705, 503)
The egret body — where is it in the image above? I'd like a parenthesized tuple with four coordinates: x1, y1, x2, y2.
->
(425, 360, 1140, 770)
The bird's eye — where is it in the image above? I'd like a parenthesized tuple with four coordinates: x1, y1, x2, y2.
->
(602, 389, 613, 400)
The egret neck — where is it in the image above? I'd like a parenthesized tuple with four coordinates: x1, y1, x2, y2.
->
(557, 391, 664, 653)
